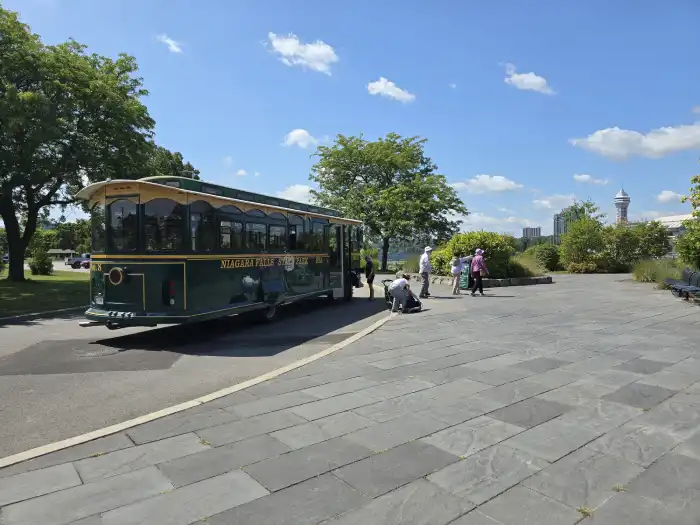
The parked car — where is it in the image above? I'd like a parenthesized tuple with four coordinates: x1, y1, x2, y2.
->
(69, 253, 91, 269)
(1, 254, 8, 263)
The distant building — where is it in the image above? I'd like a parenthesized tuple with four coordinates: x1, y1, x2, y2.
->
(553, 206, 582, 244)
(614, 188, 631, 224)
(522, 227, 541, 239)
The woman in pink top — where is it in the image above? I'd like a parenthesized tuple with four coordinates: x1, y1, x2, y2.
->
(470, 248, 488, 296)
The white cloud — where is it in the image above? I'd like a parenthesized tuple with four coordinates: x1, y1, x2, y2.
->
(282, 129, 319, 149)
(504, 63, 554, 95)
(532, 194, 576, 210)
(448, 83, 457, 89)
(276, 184, 314, 203)
(156, 34, 183, 53)
(573, 173, 608, 185)
(570, 122, 700, 159)
(451, 175, 523, 194)
(267, 32, 338, 75)
(367, 77, 415, 103)
(692, 106, 700, 114)
(452, 212, 535, 236)
(497, 206, 515, 213)
(657, 190, 683, 203)
(235, 169, 247, 177)
(254, 171, 261, 177)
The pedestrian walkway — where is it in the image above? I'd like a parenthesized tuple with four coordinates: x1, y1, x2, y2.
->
(1, 274, 699, 524)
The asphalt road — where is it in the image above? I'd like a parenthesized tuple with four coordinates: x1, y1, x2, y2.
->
(0, 286, 387, 458)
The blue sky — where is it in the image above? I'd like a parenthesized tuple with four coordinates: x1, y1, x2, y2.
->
(6, 0, 700, 235)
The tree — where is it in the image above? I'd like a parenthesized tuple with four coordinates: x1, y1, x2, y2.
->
(0, 7, 155, 281)
(147, 145, 200, 180)
(675, 219, 700, 269)
(634, 221, 671, 259)
(0, 227, 6, 254)
(560, 217, 604, 272)
(561, 199, 606, 223)
(310, 133, 468, 270)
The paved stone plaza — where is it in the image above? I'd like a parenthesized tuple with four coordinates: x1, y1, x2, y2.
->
(1, 274, 700, 524)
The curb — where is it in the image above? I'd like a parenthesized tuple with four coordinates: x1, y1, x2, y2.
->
(399, 273, 553, 288)
(0, 306, 86, 323)
(0, 309, 394, 469)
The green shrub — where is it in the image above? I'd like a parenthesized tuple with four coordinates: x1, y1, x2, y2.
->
(436, 231, 517, 278)
(632, 259, 681, 288)
(29, 249, 54, 275)
(513, 252, 544, 275)
(507, 257, 537, 277)
(567, 261, 599, 273)
(675, 219, 700, 269)
(359, 247, 379, 272)
(0, 258, 5, 276)
(430, 249, 451, 276)
(525, 243, 560, 271)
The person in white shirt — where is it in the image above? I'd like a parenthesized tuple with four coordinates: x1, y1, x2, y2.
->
(419, 246, 433, 298)
(450, 254, 472, 295)
(388, 274, 412, 313)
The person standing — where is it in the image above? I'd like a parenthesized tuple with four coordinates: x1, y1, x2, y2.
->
(470, 248, 488, 296)
(364, 255, 375, 300)
(419, 246, 433, 298)
(450, 254, 473, 295)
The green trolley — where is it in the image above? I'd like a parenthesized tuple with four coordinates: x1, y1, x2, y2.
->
(75, 176, 363, 329)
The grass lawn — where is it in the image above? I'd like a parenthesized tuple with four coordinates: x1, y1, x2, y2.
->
(0, 270, 89, 318)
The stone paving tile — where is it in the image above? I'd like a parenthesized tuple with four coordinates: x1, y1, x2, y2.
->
(536, 382, 619, 407)
(334, 441, 458, 498)
(427, 444, 548, 505)
(300, 376, 380, 399)
(0, 463, 81, 507)
(587, 492, 700, 525)
(228, 391, 318, 418)
(674, 429, 700, 461)
(449, 511, 502, 525)
(243, 437, 371, 491)
(126, 408, 240, 445)
(638, 348, 695, 364)
(360, 377, 437, 399)
(0, 433, 134, 479)
(550, 349, 600, 362)
(671, 391, 700, 406)
(190, 390, 259, 411)
(477, 379, 550, 405)
(421, 416, 524, 458)
(523, 447, 644, 510)
(579, 369, 644, 388)
(562, 355, 625, 373)
(0, 466, 173, 525)
(614, 358, 670, 375)
(243, 374, 334, 397)
(488, 397, 572, 429)
(586, 422, 682, 467)
(556, 399, 643, 434)
(196, 410, 307, 446)
(636, 370, 699, 391)
(73, 432, 209, 482)
(157, 434, 290, 487)
(354, 380, 492, 423)
(369, 354, 428, 370)
(288, 390, 382, 420)
(520, 368, 585, 389)
(270, 411, 375, 449)
(207, 474, 369, 525)
(342, 411, 448, 451)
(414, 364, 482, 385)
(463, 367, 535, 386)
(101, 469, 268, 525)
(625, 453, 700, 512)
(628, 400, 700, 439)
(503, 419, 602, 462)
(603, 382, 677, 409)
(415, 396, 505, 425)
(604, 348, 645, 362)
(668, 357, 700, 376)
(461, 353, 528, 372)
(514, 357, 569, 373)
(476, 486, 581, 525)
(67, 517, 102, 525)
(327, 478, 474, 525)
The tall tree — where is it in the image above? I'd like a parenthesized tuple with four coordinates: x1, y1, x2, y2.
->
(310, 133, 467, 270)
(148, 145, 200, 179)
(561, 199, 605, 223)
(0, 7, 155, 281)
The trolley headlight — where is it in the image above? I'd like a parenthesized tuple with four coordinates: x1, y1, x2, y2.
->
(108, 267, 124, 286)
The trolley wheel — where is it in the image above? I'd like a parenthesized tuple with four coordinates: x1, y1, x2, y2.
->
(262, 305, 277, 321)
(106, 322, 123, 330)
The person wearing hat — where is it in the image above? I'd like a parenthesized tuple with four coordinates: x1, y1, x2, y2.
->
(364, 255, 375, 300)
(470, 248, 488, 296)
(419, 246, 433, 298)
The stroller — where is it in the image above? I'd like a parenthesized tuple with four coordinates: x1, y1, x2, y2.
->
(381, 279, 422, 313)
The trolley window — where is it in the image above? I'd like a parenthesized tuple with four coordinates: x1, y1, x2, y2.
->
(288, 215, 305, 251)
(269, 225, 287, 250)
(190, 200, 217, 252)
(245, 223, 267, 251)
(108, 199, 138, 252)
(219, 219, 243, 250)
(143, 198, 185, 251)
(310, 222, 325, 251)
(91, 203, 106, 253)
